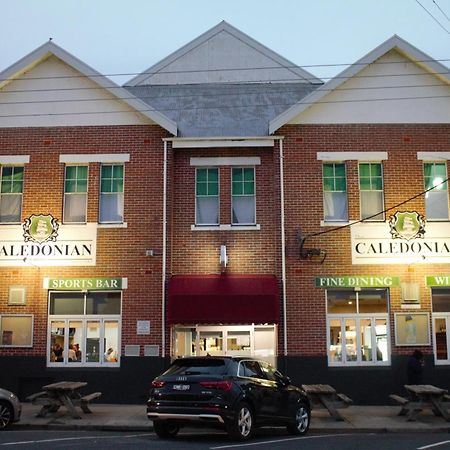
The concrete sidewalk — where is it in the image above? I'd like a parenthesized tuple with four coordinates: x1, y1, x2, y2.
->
(13, 403, 450, 433)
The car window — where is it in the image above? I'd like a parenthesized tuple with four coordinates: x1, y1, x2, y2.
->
(259, 361, 283, 382)
(163, 359, 228, 376)
(239, 360, 264, 379)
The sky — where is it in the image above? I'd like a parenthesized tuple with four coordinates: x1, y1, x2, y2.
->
(1, 0, 449, 84)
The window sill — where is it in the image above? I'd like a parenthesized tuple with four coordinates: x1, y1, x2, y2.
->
(320, 220, 351, 227)
(98, 222, 128, 228)
(191, 224, 261, 231)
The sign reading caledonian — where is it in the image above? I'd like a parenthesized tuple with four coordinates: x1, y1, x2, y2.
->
(351, 211, 450, 265)
(0, 214, 97, 267)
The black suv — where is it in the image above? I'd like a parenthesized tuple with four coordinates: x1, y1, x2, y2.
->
(147, 356, 310, 440)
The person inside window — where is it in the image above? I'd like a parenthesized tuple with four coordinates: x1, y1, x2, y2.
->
(53, 343, 63, 362)
(407, 349, 424, 384)
(105, 347, 118, 362)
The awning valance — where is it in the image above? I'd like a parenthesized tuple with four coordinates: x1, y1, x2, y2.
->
(167, 275, 279, 324)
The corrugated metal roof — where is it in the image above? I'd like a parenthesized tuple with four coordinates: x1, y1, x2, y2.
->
(124, 83, 319, 137)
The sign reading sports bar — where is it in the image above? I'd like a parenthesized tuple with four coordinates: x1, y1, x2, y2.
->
(0, 214, 97, 267)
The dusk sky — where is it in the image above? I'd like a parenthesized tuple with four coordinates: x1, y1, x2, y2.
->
(1, 0, 449, 84)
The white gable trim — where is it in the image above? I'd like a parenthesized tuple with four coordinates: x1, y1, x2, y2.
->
(0, 155, 30, 164)
(126, 21, 322, 86)
(59, 154, 130, 164)
(269, 35, 450, 134)
(0, 42, 177, 135)
(317, 152, 388, 161)
(417, 152, 450, 161)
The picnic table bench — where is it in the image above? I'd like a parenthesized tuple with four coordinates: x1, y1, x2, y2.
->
(26, 381, 102, 419)
(390, 384, 450, 422)
(301, 384, 353, 421)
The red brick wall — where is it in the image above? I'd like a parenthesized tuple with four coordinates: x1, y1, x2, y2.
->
(0, 125, 168, 357)
(280, 124, 450, 357)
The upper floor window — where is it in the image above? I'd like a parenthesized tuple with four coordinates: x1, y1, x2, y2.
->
(0, 166, 24, 223)
(424, 162, 448, 220)
(232, 167, 255, 225)
(323, 163, 348, 222)
(64, 165, 88, 223)
(359, 162, 384, 221)
(100, 164, 124, 223)
(196, 168, 219, 225)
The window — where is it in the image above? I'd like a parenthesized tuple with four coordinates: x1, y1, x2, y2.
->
(196, 168, 219, 225)
(48, 291, 121, 366)
(0, 315, 33, 347)
(359, 163, 384, 221)
(0, 166, 24, 223)
(432, 288, 450, 364)
(424, 162, 448, 220)
(327, 289, 389, 366)
(232, 167, 255, 225)
(323, 163, 348, 221)
(100, 164, 124, 223)
(64, 165, 88, 223)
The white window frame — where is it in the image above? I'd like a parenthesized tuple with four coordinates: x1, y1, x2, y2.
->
(326, 289, 390, 367)
(195, 167, 220, 226)
(0, 314, 34, 348)
(231, 166, 256, 226)
(0, 165, 24, 224)
(47, 290, 121, 367)
(99, 163, 125, 224)
(322, 162, 348, 222)
(432, 314, 450, 365)
(423, 161, 449, 221)
(358, 162, 385, 221)
(63, 164, 88, 224)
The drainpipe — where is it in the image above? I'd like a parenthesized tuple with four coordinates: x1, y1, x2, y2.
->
(279, 138, 287, 357)
(162, 140, 168, 358)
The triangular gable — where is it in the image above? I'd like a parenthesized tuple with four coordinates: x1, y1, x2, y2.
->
(126, 21, 322, 86)
(269, 35, 450, 132)
(0, 41, 177, 134)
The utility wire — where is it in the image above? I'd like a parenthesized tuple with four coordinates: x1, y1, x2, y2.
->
(433, 0, 450, 24)
(304, 176, 450, 240)
(415, 0, 450, 35)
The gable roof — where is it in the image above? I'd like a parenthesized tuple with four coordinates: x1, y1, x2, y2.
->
(125, 21, 322, 86)
(269, 35, 450, 133)
(0, 41, 177, 134)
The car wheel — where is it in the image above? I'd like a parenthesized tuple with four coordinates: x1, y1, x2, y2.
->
(153, 420, 180, 439)
(0, 401, 13, 430)
(287, 402, 310, 435)
(227, 402, 254, 441)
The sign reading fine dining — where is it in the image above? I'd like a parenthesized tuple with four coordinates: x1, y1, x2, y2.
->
(0, 214, 97, 267)
(315, 276, 400, 288)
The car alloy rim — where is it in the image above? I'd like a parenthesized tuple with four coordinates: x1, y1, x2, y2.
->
(0, 404, 11, 428)
(238, 406, 252, 437)
(296, 406, 309, 432)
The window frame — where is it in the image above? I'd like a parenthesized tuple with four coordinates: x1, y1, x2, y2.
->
(195, 167, 220, 226)
(423, 161, 449, 221)
(231, 166, 256, 226)
(0, 314, 34, 348)
(432, 288, 450, 365)
(326, 289, 390, 367)
(99, 163, 125, 224)
(63, 164, 88, 224)
(358, 162, 385, 221)
(0, 165, 24, 224)
(322, 162, 348, 222)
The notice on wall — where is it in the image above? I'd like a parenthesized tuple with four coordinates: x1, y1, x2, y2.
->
(137, 320, 151, 335)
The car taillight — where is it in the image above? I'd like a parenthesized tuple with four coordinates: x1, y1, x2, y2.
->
(199, 380, 232, 391)
(151, 380, 166, 388)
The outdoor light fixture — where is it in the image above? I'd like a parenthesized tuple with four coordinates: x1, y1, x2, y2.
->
(220, 244, 228, 272)
(145, 249, 161, 257)
(297, 228, 327, 263)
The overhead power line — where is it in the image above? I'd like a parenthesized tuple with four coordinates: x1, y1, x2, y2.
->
(415, 0, 450, 35)
(433, 0, 450, 24)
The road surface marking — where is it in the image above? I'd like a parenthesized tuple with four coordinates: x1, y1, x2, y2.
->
(418, 441, 450, 449)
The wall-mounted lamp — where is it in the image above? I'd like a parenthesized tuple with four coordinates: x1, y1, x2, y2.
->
(297, 228, 327, 264)
(145, 249, 162, 257)
(220, 244, 228, 273)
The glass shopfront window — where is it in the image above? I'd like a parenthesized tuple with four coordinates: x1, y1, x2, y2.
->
(48, 291, 121, 367)
(327, 289, 390, 366)
(432, 288, 450, 364)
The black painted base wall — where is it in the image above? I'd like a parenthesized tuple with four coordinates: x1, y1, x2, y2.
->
(2, 355, 450, 405)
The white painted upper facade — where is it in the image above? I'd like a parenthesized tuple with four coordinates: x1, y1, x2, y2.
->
(269, 36, 450, 132)
(126, 21, 321, 86)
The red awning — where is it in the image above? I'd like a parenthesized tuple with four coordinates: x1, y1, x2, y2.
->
(167, 275, 279, 324)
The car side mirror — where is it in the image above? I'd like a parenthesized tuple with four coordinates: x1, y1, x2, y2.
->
(279, 375, 291, 386)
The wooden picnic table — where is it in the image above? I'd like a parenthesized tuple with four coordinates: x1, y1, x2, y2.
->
(301, 384, 353, 421)
(27, 381, 101, 419)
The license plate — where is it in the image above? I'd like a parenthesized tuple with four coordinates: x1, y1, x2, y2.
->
(173, 384, 190, 391)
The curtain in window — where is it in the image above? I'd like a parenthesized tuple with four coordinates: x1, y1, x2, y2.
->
(0, 194, 21, 222)
(100, 193, 124, 223)
(324, 192, 348, 221)
(361, 191, 384, 220)
(64, 194, 87, 223)
(232, 196, 255, 224)
(196, 196, 218, 224)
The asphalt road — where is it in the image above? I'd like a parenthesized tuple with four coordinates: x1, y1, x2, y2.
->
(1, 430, 450, 449)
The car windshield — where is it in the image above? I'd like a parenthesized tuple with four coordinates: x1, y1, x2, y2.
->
(163, 359, 229, 376)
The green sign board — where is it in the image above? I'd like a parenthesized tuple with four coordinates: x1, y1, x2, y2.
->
(44, 277, 126, 290)
(315, 276, 400, 288)
(426, 276, 450, 287)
